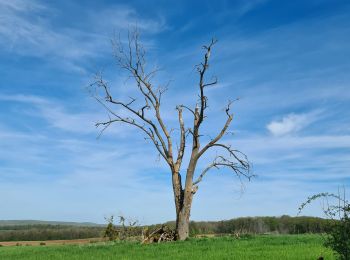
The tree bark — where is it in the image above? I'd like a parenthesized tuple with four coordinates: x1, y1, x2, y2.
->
(175, 185, 193, 240)
(176, 202, 191, 240)
(172, 171, 183, 216)
(174, 165, 196, 240)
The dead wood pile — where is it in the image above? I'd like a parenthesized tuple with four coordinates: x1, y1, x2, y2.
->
(141, 225, 176, 244)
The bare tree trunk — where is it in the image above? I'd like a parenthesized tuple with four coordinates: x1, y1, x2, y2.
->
(172, 170, 188, 240)
(176, 201, 192, 240)
(174, 185, 193, 240)
(175, 166, 196, 240)
(172, 171, 183, 215)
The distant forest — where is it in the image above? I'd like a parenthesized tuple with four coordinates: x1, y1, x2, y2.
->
(187, 215, 333, 236)
(0, 216, 332, 242)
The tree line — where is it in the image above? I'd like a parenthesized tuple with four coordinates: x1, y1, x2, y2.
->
(0, 216, 332, 242)
(0, 225, 104, 241)
(187, 215, 333, 235)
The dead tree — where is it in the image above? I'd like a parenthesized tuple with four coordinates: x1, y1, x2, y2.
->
(90, 30, 252, 241)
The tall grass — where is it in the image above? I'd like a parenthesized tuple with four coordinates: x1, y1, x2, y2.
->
(0, 234, 334, 260)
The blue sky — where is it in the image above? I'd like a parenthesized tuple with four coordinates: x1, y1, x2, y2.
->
(0, 0, 349, 224)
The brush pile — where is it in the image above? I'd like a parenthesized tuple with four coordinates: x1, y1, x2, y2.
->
(141, 225, 176, 244)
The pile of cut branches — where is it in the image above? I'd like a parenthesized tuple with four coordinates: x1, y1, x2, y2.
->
(141, 225, 176, 244)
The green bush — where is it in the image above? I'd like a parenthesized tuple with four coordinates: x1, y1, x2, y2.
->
(104, 221, 118, 241)
(300, 191, 350, 260)
(325, 211, 350, 260)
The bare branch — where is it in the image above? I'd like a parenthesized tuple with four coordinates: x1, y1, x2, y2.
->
(175, 106, 186, 169)
(96, 115, 167, 161)
(179, 105, 195, 116)
(92, 29, 178, 166)
(91, 74, 170, 158)
(193, 154, 252, 187)
(196, 38, 218, 128)
(203, 76, 218, 88)
(196, 101, 234, 160)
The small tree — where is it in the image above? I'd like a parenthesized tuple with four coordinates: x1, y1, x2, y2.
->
(104, 215, 139, 241)
(91, 30, 252, 240)
(299, 191, 350, 259)
(104, 216, 118, 241)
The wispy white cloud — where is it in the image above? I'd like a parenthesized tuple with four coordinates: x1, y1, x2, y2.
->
(234, 134, 350, 158)
(224, 133, 350, 188)
(235, 0, 268, 17)
(0, 0, 45, 12)
(0, 93, 48, 104)
(0, 94, 103, 134)
(0, 0, 166, 73)
(0, 127, 171, 223)
(89, 5, 167, 34)
(0, 0, 96, 73)
(267, 111, 322, 136)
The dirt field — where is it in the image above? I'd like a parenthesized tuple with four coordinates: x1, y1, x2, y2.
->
(0, 238, 103, 247)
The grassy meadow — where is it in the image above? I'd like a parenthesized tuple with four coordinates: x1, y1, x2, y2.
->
(0, 234, 335, 260)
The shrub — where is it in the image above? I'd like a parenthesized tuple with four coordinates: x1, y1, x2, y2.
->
(325, 212, 350, 260)
(299, 191, 350, 260)
(103, 215, 140, 241)
(103, 216, 118, 241)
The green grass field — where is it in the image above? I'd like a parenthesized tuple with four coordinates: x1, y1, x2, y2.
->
(0, 234, 335, 260)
